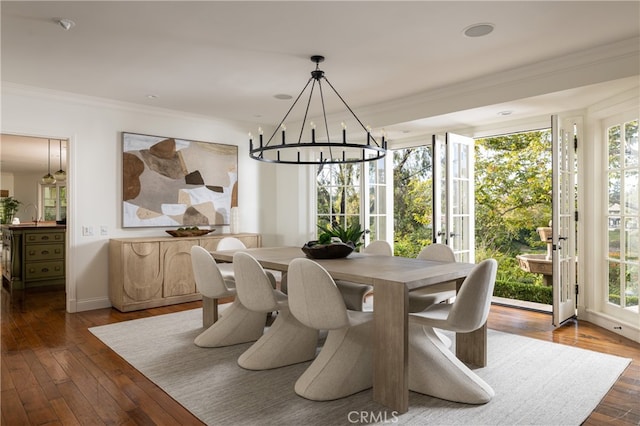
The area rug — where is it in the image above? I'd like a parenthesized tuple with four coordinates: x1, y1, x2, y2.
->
(89, 308, 630, 426)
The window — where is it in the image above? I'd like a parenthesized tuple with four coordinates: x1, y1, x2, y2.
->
(606, 117, 639, 313)
(316, 163, 361, 230)
(41, 183, 67, 221)
(315, 157, 390, 245)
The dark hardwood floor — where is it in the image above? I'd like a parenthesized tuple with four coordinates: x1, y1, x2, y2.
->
(2, 288, 639, 425)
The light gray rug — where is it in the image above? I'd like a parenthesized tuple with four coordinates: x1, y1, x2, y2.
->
(89, 308, 630, 426)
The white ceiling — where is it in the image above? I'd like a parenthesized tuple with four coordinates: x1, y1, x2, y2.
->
(1, 1, 639, 173)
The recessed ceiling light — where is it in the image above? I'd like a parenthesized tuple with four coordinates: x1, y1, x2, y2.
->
(57, 19, 75, 31)
(146, 94, 158, 99)
(274, 94, 293, 100)
(463, 23, 494, 38)
(498, 110, 513, 116)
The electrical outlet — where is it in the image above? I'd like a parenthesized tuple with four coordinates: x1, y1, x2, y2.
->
(82, 226, 94, 236)
(100, 225, 108, 236)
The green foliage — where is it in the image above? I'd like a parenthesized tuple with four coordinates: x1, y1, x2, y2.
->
(317, 222, 365, 247)
(393, 147, 434, 256)
(0, 196, 21, 224)
(474, 131, 552, 255)
(493, 280, 553, 305)
(608, 294, 639, 307)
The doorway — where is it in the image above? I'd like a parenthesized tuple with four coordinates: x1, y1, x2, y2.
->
(0, 133, 68, 305)
(392, 129, 556, 311)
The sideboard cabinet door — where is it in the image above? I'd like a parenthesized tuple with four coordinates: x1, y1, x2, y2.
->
(161, 239, 196, 297)
(122, 242, 163, 303)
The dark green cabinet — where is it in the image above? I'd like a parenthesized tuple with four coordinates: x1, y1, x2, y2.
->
(1, 225, 66, 292)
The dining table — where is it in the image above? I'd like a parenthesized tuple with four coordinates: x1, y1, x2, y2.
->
(209, 246, 481, 414)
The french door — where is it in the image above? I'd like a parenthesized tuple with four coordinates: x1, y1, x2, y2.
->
(433, 133, 475, 263)
(551, 115, 578, 325)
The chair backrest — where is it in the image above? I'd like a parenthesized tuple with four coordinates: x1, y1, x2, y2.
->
(362, 240, 393, 256)
(287, 258, 350, 330)
(217, 237, 247, 251)
(417, 243, 456, 262)
(190, 245, 232, 298)
(232, 252, 278, 312)
(446, 259, 498, 332)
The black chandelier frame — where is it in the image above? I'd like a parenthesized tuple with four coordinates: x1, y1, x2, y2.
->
(249, 55, 387, 165)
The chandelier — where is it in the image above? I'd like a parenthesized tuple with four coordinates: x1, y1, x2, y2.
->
(249, 55, 387, 165)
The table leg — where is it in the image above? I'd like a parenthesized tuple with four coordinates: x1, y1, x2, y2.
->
(455, 277, 487, 367)
(202, 296, 218, 328)
(372, 279, 409, 414)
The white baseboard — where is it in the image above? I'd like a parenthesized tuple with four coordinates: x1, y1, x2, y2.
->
(579, 307, 640, 344)
(72, 296, 112, 313)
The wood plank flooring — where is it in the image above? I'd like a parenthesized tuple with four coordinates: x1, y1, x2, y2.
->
(2, 288, 639, 425)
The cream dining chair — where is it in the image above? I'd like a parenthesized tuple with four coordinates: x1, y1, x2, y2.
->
(408, 243, 458, 313)
(232, 252, 318, 370)
(334, 240, 393, 311)
(408, 258, 498, 404)
(287, 257, 374, 401)
(190, 246, 266, 347)
(215, 236, 247, 279)
(217, 236, 279, 287)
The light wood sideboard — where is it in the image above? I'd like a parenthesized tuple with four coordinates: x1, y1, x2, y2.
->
(108, 233, 261, 312)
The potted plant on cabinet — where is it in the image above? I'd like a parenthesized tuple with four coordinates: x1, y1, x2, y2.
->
(0, 196, 21, 224)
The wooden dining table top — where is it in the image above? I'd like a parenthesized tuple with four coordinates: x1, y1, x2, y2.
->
(209, 245, 475, 291)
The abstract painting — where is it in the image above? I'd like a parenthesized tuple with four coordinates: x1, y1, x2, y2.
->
(122, 132, 238, 227)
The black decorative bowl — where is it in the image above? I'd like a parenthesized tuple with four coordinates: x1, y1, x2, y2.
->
(301, 241, 355, 259)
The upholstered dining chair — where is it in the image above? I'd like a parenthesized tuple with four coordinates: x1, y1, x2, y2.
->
(232, 252, 318, 370)
(408, 258, 498, 404)
(190, 246, 266, 348)
(216, 236, 279, 288)
(287, 257, 374, 401)
(408, 243, 458, 313)
(216, 236, 247, 250)
(335, 240, 393, 311)
(215, 236, 247, 279)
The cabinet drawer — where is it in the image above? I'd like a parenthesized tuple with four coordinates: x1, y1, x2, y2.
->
(25, 260, 65, 280)
(25, 232, 64, 244)
(25, 243, 64, 261)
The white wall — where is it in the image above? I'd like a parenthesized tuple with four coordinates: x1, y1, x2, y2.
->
(11, 171, 41, 222)
(1, 84, 276, 312)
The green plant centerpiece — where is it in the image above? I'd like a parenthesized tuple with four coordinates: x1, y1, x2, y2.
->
(302, 223, 365, 259)
(1, 196, 21, 224)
